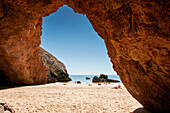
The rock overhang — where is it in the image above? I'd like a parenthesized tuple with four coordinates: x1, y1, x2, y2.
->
(0, 0, 169, 112)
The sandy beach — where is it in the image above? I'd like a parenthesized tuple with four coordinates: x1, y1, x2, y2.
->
(0, 83, 142, 113)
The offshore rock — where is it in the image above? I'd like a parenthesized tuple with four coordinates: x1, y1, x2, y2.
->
(86, 77, 90, 79)
(99, 74, 108, 80)
(0, 0, 169, 112)
(92, 76, 101, 82)
(107, 79, 120, 83)
(40, 48, 71, 83)
(75, 81, 81, 84)
(92, 75, 120, 83)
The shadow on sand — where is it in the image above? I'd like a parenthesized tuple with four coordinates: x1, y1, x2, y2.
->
(0, 84, 47, 90)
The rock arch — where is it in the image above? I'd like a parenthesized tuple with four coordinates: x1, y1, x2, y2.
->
(0, 0, 169, 112)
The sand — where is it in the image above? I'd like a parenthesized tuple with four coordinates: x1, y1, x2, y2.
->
(0, 83, 142, 113)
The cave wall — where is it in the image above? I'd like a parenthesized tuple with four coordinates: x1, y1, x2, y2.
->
(0, 0, 169, 112)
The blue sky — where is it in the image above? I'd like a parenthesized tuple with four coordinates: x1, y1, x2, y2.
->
(41, 5, 117, 75)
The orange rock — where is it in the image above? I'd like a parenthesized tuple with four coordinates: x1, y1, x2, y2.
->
(0, 0, 169, 112)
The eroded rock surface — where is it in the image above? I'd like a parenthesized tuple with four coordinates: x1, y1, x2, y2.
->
(40, 48, 71, 83)
(0, 0, 169, 112)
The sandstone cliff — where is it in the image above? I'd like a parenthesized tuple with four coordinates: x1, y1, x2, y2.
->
(40, 48, 71, 83)
(0, 0, 169, 112)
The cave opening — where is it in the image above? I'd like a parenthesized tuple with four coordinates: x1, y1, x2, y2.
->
(0, 1, 168, 112)
(40, 5, 120, 83)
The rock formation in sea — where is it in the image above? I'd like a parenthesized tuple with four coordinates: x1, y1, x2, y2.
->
(92, 74, 120, 83)
(0, 0, 169, 112)
(99, 74, 108, 80)
(107, 79, 120, 83)
(92, 76, 102, 82)
(86, 77, 90, 80)
(40, 48, 71, 83)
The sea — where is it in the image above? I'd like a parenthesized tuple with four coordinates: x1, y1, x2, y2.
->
(69, 75, 122, 84)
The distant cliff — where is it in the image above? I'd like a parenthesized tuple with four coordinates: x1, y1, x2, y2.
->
(40, 48, 71, 83)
